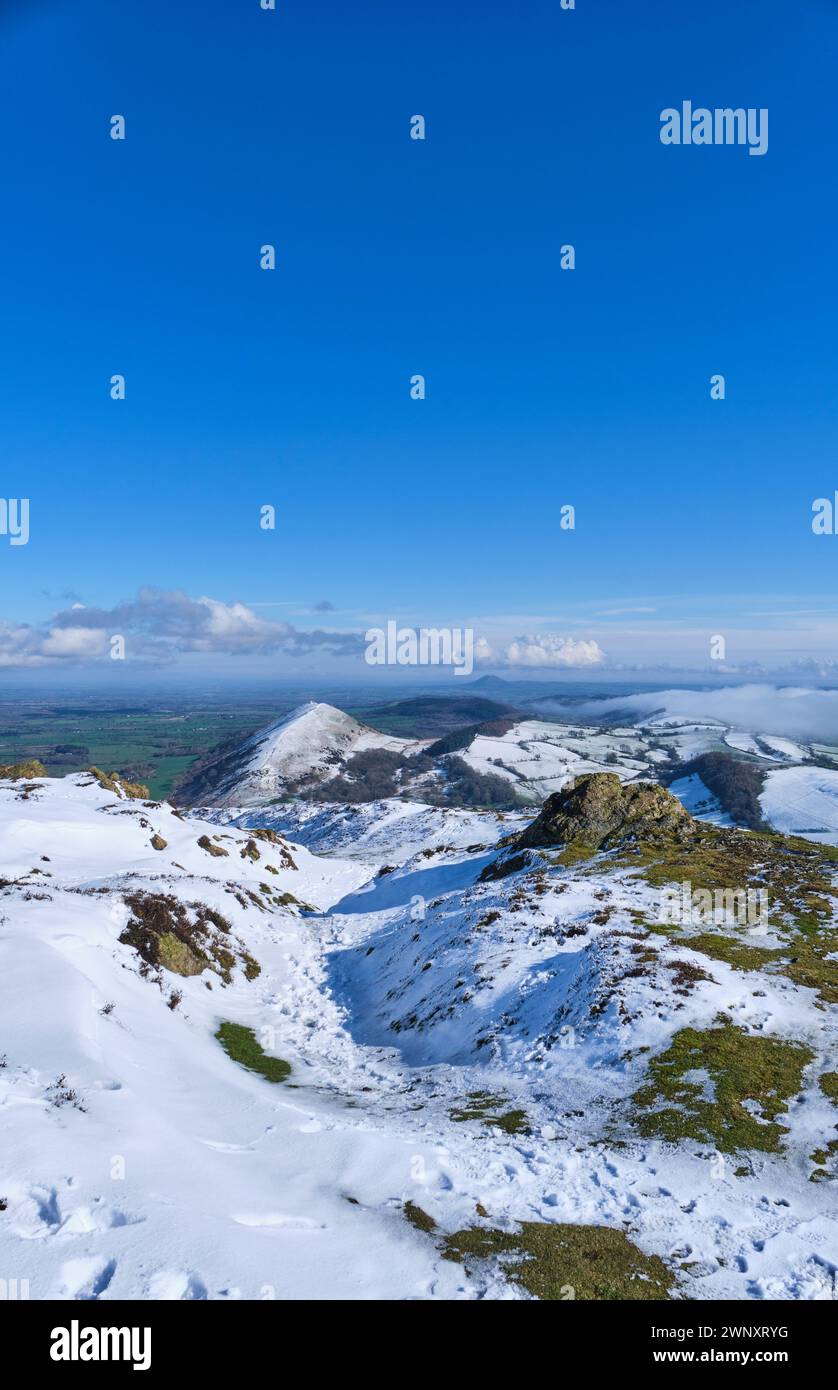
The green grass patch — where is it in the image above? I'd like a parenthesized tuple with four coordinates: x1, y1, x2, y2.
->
(215, 1022, 290, 1083)
(624, 828, 838, 930)
(780, 933, 838, 1005)
(679, 933, 783, 972)
(611, 824, 838, 1004)
(633, 1017, 813, 1153)
(448, 1091, 530, 1135)
(403, 1204, 674, 1300)
(554, 841, 597, 868)
(820, 1072, 838, 1101)
(404, 1200, 438, 1234)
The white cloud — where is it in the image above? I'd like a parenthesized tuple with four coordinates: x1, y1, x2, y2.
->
(40, 627, 110, 659)
(481, 633, 606, 670)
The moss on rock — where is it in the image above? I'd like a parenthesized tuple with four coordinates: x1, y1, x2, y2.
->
(197, 834, 228, 859)
(514, 774, 693, 854)
(119, 891, 259, 985)
(157, 932, 204, 977)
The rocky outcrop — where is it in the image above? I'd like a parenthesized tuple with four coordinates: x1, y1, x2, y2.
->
(88, 767, 150, 799)
(514, 773, 694, 853)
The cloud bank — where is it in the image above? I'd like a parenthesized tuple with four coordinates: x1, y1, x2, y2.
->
(568, 684, 838, 743)
(0, 588, 366, 668)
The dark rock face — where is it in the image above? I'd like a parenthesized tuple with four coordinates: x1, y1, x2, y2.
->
(514, 773, 694, 852)
(478, 851, 532, 883)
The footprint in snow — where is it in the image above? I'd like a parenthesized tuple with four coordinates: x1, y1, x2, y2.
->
(60, 1201, 142, 1235)
(58, 1255, 117, 1300)
(231, 1213, 325, 1231)
(146, 1269, 208, 1300)
(196, 1137, 259, 1154)
(13, 1184, 62, 1238)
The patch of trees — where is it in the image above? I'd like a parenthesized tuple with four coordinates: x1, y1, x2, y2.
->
(438, 756, 522, 809)
(427, 717, 519, 758)
(667, 752, 768, 830)
(304, 748, 435, 804)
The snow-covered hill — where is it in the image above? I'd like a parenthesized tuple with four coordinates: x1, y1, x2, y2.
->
(453, 718, 664, 803)
(3, 766, 838, 1301)
(174, 701, 429, 808)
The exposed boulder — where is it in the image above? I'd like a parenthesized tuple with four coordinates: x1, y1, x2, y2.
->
(478, 851, 533, 883)
(197, 834, 229, 858)
(514, 773, 694, 853)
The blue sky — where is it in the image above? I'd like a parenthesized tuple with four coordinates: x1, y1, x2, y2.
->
(1, 0, 837, 682)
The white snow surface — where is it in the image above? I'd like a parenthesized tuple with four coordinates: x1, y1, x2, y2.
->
(760, 766, 838, 845)
(1, 771, 837, 1301)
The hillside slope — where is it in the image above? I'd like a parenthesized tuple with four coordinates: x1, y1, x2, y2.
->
(173, 701, 429, 808)
(3, 768, 837, 1301)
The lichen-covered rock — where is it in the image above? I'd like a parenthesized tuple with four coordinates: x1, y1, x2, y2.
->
(514, 773, 694, 852)
(150, 834, 168, 851)
(119, 891, 258, 984)
(250, 827, 297, 869)
(197, 834, 229, 858)
(157, 932, 204, 977)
